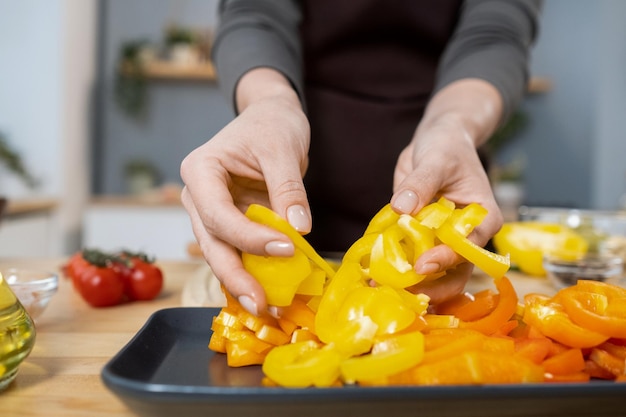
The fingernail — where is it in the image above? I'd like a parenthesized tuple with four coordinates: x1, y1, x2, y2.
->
(238, 295, 258, 316)
(287, 205, 311, 233)
(265, 240, 294, 256)
(267, 305, 281, 319)
(392, 190, 418, 214)
(416, 262, 440, 275)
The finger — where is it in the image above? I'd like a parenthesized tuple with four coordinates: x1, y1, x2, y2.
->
(410, 263, 473, 305)
(180, 158, 294, 257)
(262, 155, 312, 234)
(182, 188, 269, 314)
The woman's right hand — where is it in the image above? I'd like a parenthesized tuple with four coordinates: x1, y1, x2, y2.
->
(180, 68, 312, 317)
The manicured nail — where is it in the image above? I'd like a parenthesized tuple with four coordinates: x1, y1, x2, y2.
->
(267, 305, 281, 319)
(392, 190, 418, 214)
(265, 240, 294, 256)
(416, 262, 440, 275)
(238, 295, 258, 316)
(287, 204, 311, 233)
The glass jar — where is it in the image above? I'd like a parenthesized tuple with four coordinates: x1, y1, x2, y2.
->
(0, 272, 36, 392)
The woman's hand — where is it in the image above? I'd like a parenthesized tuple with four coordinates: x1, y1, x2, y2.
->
(391, 79, 505, 304)
(180, 68, 311, 316)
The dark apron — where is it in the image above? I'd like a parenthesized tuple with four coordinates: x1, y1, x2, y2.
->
(300, 0, 463, 252)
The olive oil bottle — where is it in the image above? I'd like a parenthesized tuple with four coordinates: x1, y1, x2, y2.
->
(0, 272, 36, 391)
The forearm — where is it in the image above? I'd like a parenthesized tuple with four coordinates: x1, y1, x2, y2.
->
(418, 78, 503, 148)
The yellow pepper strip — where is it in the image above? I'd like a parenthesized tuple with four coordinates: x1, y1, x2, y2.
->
(245, 204, 336, 278)
(296, 267, 326, 296)
(327, 316, 378, 357)
(397, 214, 435, 263)
(242, 248, 312, 306)
(415, 197, 454, 229)
(394, 288, 430, 315)
(314, 262, 368, 344)
(369, 225, 425, 288)
(448, 203, 488, 236)
(262, 341, 342, 388)
(336, 286, 416, 336)
(342, 232, 378, 268)
(339, 331, 425, 384)
(363, 203, 401, 235)
(435, 222, 510, 279)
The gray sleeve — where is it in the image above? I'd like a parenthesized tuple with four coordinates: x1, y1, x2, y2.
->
(211, 0, 304, 113)
(434, 0, 543, 123)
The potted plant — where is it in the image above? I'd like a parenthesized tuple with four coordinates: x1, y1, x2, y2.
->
(0, 132, 38, 189)
(115, 39, 152, 120)
(123, 159, 160, 195)
(164, 24, 200, 66)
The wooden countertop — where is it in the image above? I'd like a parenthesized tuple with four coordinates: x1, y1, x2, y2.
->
(1, 257, 206, 417)
(1, 257, 556, 416)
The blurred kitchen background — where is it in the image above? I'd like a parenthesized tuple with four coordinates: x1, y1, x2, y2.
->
(0, 0, 625, 260)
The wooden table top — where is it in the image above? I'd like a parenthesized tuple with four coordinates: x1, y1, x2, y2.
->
(1, 257, 207, 417)
(0, 257, 557, 416)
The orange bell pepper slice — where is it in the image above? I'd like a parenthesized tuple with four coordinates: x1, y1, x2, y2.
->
(522, 294, 610, 348)
(589, 347, 625, 378)
(557, 280, 626, 339)
(541, 348, 586, 376)
(459, 276, 518, 335)
(411, 350, 544, 385)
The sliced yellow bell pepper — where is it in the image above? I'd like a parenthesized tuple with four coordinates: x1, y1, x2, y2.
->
(369, 225, 425, 288)
(435, 222, 510, 279)
(336, 286, 417, 336)
(492, 222, 588, 276)
(245, 204, 336, 278)
(241, 248, 312, 306)
(339, 331, 425, 384)
(262, 340, 341, 387)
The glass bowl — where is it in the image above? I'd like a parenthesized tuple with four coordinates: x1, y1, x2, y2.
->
(4, 268, 59, 320)
(543, 253, 624, 289)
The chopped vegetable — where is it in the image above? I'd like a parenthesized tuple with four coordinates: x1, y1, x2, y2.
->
(209, 200, 626, 387)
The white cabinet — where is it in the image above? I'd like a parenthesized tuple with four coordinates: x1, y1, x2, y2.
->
(82, 197, 196, 260)
(0, 199, 58, 258)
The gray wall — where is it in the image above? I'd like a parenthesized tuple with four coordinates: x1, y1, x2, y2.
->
(96, 0, 233, 194)
(500, 0, 626, 210)
(97, 0, 626, 211)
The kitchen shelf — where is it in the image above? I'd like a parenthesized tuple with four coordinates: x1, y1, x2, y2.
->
(122, 60, 216, 81)
(123, 61, 550, 94)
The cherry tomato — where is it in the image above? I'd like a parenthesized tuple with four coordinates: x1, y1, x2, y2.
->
(75, 264, 125, 307)
(63, 251, 90, 283)
(121, 257, 163, 301)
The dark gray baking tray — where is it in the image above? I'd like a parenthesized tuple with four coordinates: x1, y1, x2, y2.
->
(101, 307, 626, 417)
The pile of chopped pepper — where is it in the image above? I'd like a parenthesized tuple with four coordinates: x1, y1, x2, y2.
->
(208, 199, 626, 387)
